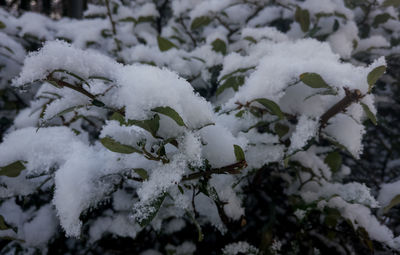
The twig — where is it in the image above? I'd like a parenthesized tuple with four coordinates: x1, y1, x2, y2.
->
(319, 88, 363, 130)
(182, 160, 247, 181)
(105, 0, 121, 51)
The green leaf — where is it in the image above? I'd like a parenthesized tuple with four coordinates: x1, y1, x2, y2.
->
(157, 36, 177, 52)
(274, 123, 290, 138)
(253, 98, 285, 120)
(384, 194, 400, 213)
(367, 65, 386, 92)
(92, 99, 105, 107)
(100, 136, 141, 154)
(299, 73, 331, 89)
(110, 112, 125, 125)
(303, 88, 338, 101)
(219, 66, 255, 82)
(187, 211, 204, 242)
(118, 17, 136, 23)
(190, 16, 212, 30)
(0, 215, 14, 231)
(244, 36, 257, 44)
(127, 114, 160, 137)
(0, 21, 5, 29)
(295, 7, 310, 32)
(134, 168, 149, 180)
(211, 39, 227, 55)
(137, 193, 167, 227)
(233, 144, 245, 161)
(0, 161, 26, 178)
(216, 76, 245, 96)
(360, 102, 377, 125)
(372, 13, 391, 27)
(324, 151, 342, 173)
(382, 0, 400, 7)
(152, 106, 186, 127)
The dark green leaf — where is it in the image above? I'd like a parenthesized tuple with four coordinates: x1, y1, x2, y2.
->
(0, 21, 5, 29)
(382, 0, 400, 7)
(216, 76, 245, 96)
(295, 7, 310, 32)
(324, 151, 342, 173)
(253, 98, 285, 119)
(384, 194, 400, 213)
(110, 112, 125, 125)
(233, 144, 245, 161)
(157, 36, 177, 52)
(219, 66, 255, 82)
(211, 39, 227, 55)
(137, 193, 167, 227)
(235, 110, 245, 118)
(360, 102, 377, 125)
(190, 16, 212, 30)
(187, 211, 204, 242)
(100, 136, 141, 154)
(137, 16, 154, 24)
(300, 73, 331, 89)
(303, 89, 338, 101)
(118, 17, 136, 23)
(0, 215, 14, 231)
(244, 36, 257, 44)
(127, 114, 160, 137)
(92, 99, 105, 107)
(134, 168, 149, 180)
(333, 19, 340, 32)
(152, 106, 186, 127)
(372, 13, 391, 27)
(0, 161, 26, 178)
(367, 65, 386, 92)
(274, 123, 290, 138)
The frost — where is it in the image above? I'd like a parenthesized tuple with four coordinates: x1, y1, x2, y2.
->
(222, 241, 259, 255)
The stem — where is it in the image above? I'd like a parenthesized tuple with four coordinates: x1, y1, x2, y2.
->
(105, 0, 122, 51)
(182, 160, 247, 181)
(46, 75, 97, 100)
(319, 88, 363, 130)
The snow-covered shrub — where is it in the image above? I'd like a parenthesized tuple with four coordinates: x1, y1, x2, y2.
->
(1, 0, 400, 254)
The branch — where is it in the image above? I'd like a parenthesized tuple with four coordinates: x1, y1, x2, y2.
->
(105, 0, 121, 51)
(319, 88, 363, 130)
(46, 74, 97, 100)
(182, 160, 247, 181)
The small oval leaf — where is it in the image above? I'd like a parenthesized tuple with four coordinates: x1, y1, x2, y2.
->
(295, 7, 310, 32)
(382, 0, 400, 7)
(0, 21, 5, 29)
(190, 16, 212, 30)
(324, 151, 342, 173)
(300, 73, 331, 89)
(367, 65, 386, 92)
(151, 106, 186, 127)
(0, 215, 13, 231)
(384, 194, 400, 213)
(100, 137, 141, 154)
(157, 36, 177, 52)
(233, 144, 245, 162)
(360, 102, 377, 125)
(134, 168, 149, 180)
(253, 98, 285, 120)
(274, 123, 290, 138)
(136, 193, 167, 227)
(0, 161, 26, 177)
(372, 13, 391, 27)
(211, 38, 227, 55)
(216, 76, 245, 96)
